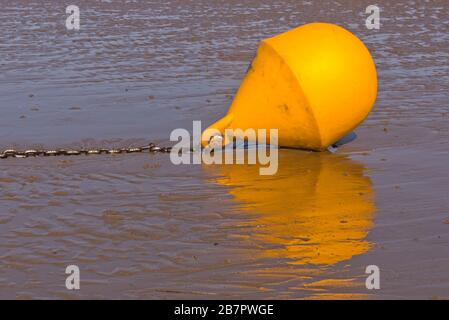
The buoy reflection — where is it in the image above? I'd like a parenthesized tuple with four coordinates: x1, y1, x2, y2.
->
(204, 150, 376, 266)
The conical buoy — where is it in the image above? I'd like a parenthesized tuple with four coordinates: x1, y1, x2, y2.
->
(202, 23, 377, 151)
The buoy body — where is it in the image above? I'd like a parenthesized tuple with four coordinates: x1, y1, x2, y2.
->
(202, 23, 377, 151)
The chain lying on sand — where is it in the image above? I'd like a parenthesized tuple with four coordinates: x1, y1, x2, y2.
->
(0, 142, 172, 159)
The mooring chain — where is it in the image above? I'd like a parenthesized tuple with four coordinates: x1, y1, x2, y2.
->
(0, 143, 172, 159)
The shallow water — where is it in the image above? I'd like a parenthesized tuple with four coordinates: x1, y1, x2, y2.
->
(0, 1, 448, 299)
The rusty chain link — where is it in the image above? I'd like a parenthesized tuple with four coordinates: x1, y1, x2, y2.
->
(0, 143, 172, 159)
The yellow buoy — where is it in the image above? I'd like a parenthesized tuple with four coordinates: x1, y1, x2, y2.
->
(202, 23, 377, 151)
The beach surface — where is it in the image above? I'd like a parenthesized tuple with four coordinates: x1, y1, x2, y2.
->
(0, 0, 448, 299)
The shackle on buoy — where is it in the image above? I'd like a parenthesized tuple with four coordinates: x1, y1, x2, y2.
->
(202, 22, 377, 151)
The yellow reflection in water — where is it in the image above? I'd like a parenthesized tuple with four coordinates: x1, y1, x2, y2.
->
(204, 150, 375, 266)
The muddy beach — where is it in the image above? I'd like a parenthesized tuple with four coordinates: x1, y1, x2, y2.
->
(0, 1, 448, 299)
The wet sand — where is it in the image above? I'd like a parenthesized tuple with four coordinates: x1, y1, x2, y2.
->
(1, 1, 448, 299)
